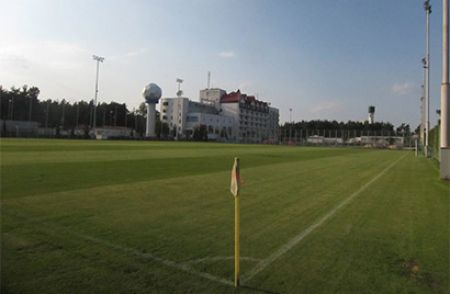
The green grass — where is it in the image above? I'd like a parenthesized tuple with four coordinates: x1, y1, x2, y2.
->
(1, 138, 448, 293)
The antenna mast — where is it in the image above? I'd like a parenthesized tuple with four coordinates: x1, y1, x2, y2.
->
(176, 78, 183, 97)
(207, 71, 211, 89)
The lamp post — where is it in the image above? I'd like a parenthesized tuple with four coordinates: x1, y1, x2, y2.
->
(61, 100, 66, 129)
(289, 108, 292, 143)
(28, 96, 33, 121)
(45, 100, 49, 128)
(424, 0, 432, 157)
(92, 55, 105, 130)
(75, 102, 79, 129)
(8, 98, 13, 120)
(440, 0, 450, 179)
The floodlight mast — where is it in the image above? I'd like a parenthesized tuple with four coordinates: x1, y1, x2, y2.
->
(289, 108, 293, 142)
(92, 55, 105, 131)
(423, 0, 431, 157)
(424, 0, 432, 157)
(440, 0, 450, 179)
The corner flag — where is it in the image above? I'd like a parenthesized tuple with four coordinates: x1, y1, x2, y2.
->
(230, 157, 240, 287)
(230, 157, 240, 197)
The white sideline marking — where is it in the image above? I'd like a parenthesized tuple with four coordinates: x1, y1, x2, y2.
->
(5, 211, 235, 287)
(184, 256, 261, 264)
(242, 153, 407, 282)
(78, 234, 234, 287)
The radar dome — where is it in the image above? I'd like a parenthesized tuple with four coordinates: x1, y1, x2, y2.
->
(143, 83, 162, 104)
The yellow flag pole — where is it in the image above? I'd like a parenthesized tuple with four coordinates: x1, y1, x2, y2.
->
(235, 192, 240, 287)
(231, 157, 241, 287)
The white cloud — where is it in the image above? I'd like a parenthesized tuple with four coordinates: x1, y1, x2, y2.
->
(0, 40, 95, 99)
(0, 41, 90, 71)
(218, 51, 236, 58)
(392, 82, 415, 95)
(109, 48, 149, 60)
(310, 101, 341, 114)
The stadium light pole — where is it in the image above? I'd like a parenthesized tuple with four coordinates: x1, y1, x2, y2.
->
(8, 98, 13, 120)
(92, 55, 105, 131)
(61, 100, 66, 129)
(440, 0, 450, 179)
(289, 108, 292, 142)
(75, 102, 79, 129)
(28, 96, 33, 121)
(45, 100, 49, 128)
(424, 0, 432, 157)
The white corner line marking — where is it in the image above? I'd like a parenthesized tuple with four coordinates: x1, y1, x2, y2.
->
(78, 234, 234, 286)
(242, 153, 407, 282)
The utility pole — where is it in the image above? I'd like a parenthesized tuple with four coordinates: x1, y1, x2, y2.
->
(92, 55, 105, 131)
(440, 0, 450, 179)
(425, 0, 432, 157)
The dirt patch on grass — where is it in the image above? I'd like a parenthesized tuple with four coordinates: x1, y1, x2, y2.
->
(400, 258, 440, 290)
(401, 258, 420, 278)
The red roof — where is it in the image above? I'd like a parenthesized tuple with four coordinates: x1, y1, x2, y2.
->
(220, 90, 269, 107)
(221, 90, 241, 103)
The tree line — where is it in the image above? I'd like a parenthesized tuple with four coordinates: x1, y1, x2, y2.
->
(1, 85, 413, 141)
(0, 85, 172, 138)
(280, 120, 412, 140)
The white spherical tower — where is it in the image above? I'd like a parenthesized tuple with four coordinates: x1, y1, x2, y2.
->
(142, 83, 162, 137)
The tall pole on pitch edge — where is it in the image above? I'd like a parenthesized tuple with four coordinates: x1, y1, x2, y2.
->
(441, 0, 450, 179)
(92, 55, 105, 131)
(425, 0, 432, 157)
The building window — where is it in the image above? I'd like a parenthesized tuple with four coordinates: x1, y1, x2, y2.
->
(186, 116, 199, 122)
(163, 102, 169, 106)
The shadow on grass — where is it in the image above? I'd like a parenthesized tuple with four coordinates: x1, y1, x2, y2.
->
(239, 285, 282, 294)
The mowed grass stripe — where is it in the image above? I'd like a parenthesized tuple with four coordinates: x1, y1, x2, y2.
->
(3, 140, 446, 293)
(248, 153, 449, 294)
(2, 139, 299, 166)
(1, 215, 233, 293)
(242, 153, 407, 282)
(1, 139, 260, 152)
(1, 145, 354, 167)
(2, 149, 403, 285)
(2, 147, 366, 199)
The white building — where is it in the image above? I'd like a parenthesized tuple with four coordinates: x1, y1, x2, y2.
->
(92, 126, 133, 139)
(160, 88, 279, 143)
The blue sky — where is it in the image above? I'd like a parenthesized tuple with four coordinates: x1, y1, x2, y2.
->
(0, 0, 444, 127)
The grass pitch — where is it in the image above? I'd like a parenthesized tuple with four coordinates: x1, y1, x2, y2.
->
(1, 139, 449, 293)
